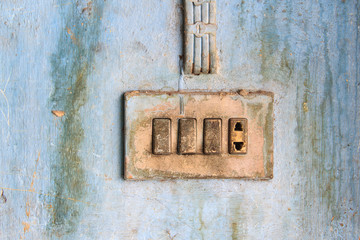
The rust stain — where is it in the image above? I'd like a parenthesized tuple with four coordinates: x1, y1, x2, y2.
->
(46, 204, 54, 211)
(104, 174, 112, 181)
(231, 222, 239, 240)
(81, 1, 93, 15)
(29, 152, 40, 192)
(51, 110, 65, 117)
(303, 102, 308, 112)
(22, 222, 30, 234)
(26, 201, 31, 217)
(0, 187, 95, 206)
(25, 152, 40, 219)
(166, 230, 177, 240)
(66, 27, 77, 44)
(29, 171, 37, 192)
(0, 189, 7, 203)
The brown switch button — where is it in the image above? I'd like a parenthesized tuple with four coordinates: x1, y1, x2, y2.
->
(229, 118, 247, 154)
(178, 118, 197, 154)
(152, 118, 171, 155)
(203, 119, 222, 154)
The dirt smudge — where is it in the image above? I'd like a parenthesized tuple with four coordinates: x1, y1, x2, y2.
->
(48, 0, 105, 236)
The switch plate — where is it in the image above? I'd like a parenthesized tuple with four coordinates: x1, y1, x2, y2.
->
(124, 91, 274, 180)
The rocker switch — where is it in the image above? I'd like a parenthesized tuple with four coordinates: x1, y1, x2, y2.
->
(178, 118, 197, 154)
(152, 118, 171, 155)
(203, 119, 222, 154)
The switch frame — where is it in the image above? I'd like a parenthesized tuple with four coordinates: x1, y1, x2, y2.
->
(124, 91, 274, 180)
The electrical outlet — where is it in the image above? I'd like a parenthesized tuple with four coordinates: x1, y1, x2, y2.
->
(229, 118, 247, 154)
(124, 91, 274, 180)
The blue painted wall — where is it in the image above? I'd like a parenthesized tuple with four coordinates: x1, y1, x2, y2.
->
(0, 0, 359, 239)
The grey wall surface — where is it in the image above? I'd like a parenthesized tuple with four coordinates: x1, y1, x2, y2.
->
(0, 0, 359, 239)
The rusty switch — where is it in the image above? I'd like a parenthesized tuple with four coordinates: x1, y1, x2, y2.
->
(178, 118, 197, 154)
(152, 118, 171, 155)
(229, 118, 247, 154)
(203, 118, 222, 154)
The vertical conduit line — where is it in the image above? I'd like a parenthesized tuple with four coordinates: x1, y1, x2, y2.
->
(202, 2, 210, 73)
(179, 58, 185, 115)
(184, 0, 194, 74)
(184, 0, 217, 75)
(209, 0, 217, 73)
(193, 4, 202, 74)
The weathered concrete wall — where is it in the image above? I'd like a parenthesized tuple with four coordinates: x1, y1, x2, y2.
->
(0, 0, 359, 239)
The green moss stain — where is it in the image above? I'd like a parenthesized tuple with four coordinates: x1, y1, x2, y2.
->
(236, 0, 246, 29)
(259, 1, 294, 85)
(48, 0, 104, 236)
(259, 2, 279, 82)
(294, 1, 358, 237)
(296, 30, 337, 235)
(319, 17, 337, 215)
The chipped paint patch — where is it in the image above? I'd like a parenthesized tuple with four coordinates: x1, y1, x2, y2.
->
(22, 222, 30, 234)
(0, 189, 7, 204)
(51, 110, 65, 117)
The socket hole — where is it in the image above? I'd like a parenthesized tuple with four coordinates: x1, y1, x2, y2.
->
(234, 122, 243, 131)
(234, 142, 244, 151)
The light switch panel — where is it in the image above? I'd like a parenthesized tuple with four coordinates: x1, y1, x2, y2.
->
(124, 91, 274, 180)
